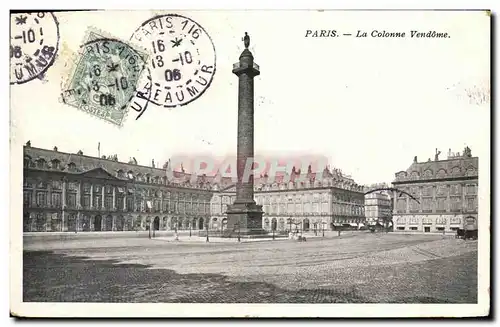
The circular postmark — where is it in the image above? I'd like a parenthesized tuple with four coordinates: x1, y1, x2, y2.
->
(10, 12, 60, 85)
(131, 14, 216, 108)
(61, 36, 148, 126)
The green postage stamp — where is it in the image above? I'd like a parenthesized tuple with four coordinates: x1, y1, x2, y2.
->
(61, 29, 148, 126)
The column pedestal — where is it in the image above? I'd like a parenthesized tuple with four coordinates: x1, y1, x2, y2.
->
(225, 202, 266, 238)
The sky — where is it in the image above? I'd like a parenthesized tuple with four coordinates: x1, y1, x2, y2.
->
(10, 10, 490, 186)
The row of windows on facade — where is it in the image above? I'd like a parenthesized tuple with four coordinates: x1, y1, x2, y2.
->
(254, 179, 363, 192)
(253, 193, 362, 204)
(396, 226, 454, 231)
(396, 166, 477, 180)
(23, 191, 211, 213)
(23, 213, 208, 232)
(394, 216, 463, 224)
(25, 159, 362, 192)
(24, 180, 362, 204)
(396, 196, 477, 213)
(24, 180, 211, 202)
(210, 202, 364, 216)
(365, 208, 392, 218)
(398, 184, 477, 197)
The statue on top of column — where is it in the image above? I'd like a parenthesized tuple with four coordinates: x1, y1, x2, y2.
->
(243, 32, 250, 49)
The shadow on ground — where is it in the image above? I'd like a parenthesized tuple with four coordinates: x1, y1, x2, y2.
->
(23, 251, 368, 303)
(23, 250, 474, 303)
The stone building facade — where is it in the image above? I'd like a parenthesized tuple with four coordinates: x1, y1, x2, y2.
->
(23, 144, 365, 233)
(211, 168, 366, 233)
(392, 147, 478, 233)
(23, 144, 214, 233)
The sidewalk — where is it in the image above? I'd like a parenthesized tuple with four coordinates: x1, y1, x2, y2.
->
(152, 235, 290, 243)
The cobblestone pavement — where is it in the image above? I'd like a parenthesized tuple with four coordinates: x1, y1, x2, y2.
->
(23, 233, 477, 303)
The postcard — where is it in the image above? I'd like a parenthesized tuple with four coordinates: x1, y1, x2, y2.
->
(10, 9, 490, 318)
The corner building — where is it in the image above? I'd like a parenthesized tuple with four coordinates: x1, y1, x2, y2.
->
(364, 183, 393, 227)
(23, 144, 365, 233)
(392, 147, 478, 233)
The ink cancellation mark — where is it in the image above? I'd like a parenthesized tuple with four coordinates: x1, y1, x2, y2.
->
(131, 14, 216, 109)
(10, 12, 60, 85)
(61, 31, 148, 126)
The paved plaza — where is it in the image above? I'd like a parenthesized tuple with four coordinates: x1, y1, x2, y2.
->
(23, 232, 477, 303)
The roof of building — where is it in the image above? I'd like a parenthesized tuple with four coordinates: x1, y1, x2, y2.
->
(23, 144, 364, 192)
(393, 147, 478, 183)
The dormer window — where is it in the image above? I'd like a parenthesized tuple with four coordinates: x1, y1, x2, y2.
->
(51, 159, 60, 170)
(36, 158, 46, 169)
(24, 156, 31, 168)
(67, 162, 76, 172)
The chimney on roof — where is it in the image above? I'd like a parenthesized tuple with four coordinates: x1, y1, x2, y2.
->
(26, 140, 31, 147)
(152, 159, 155, 168)
(53, 146, 58, 152)
(413, 156, 417, 163)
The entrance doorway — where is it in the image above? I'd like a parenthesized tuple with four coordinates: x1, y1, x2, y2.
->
(153, 216, 160, 231)
(271, 218, 277, 231)
(303, 219, 310, 231)
(424, 226, 430, 233)
(198, 217, 204, 230)
(94, 215, 102, 231)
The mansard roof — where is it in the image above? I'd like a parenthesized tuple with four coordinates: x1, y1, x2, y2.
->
(394, 155, 479, 183)
(23, 145, 363, 192)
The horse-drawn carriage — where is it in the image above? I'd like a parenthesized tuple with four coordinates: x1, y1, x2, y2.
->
(455, 228, 478, 240)
(455, 217, 478, 240)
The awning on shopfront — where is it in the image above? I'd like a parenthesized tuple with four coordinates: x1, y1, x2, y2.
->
(333, 223, 342, 227)
(349, 223, 358, 227)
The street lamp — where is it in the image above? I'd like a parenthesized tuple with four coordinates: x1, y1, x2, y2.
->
(189, 221, 192, 237)
(148, 217, 151, 239)
(236, 222, 241, 242)
(322, 221, 326, 237)
(174, 218, 179, 241)
(314, 222, 318, 236)
(205, 218, 209, 242)
(287, 217, 292, 233)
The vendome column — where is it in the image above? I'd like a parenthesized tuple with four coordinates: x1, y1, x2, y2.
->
(225, 32, 266, 237)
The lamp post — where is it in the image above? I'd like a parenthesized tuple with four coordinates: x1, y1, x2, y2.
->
(322, 221, 326, 237)
(174, 218, 179, 241)
(189, 221, 192, 237)
(148, 217, 151, 239)
(314, 222, 318, 236)
(272, 223, 275, 240)
(237, 222, 241, 242)
(205, 218, 209, 242)
(288, 217, 292, 233)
